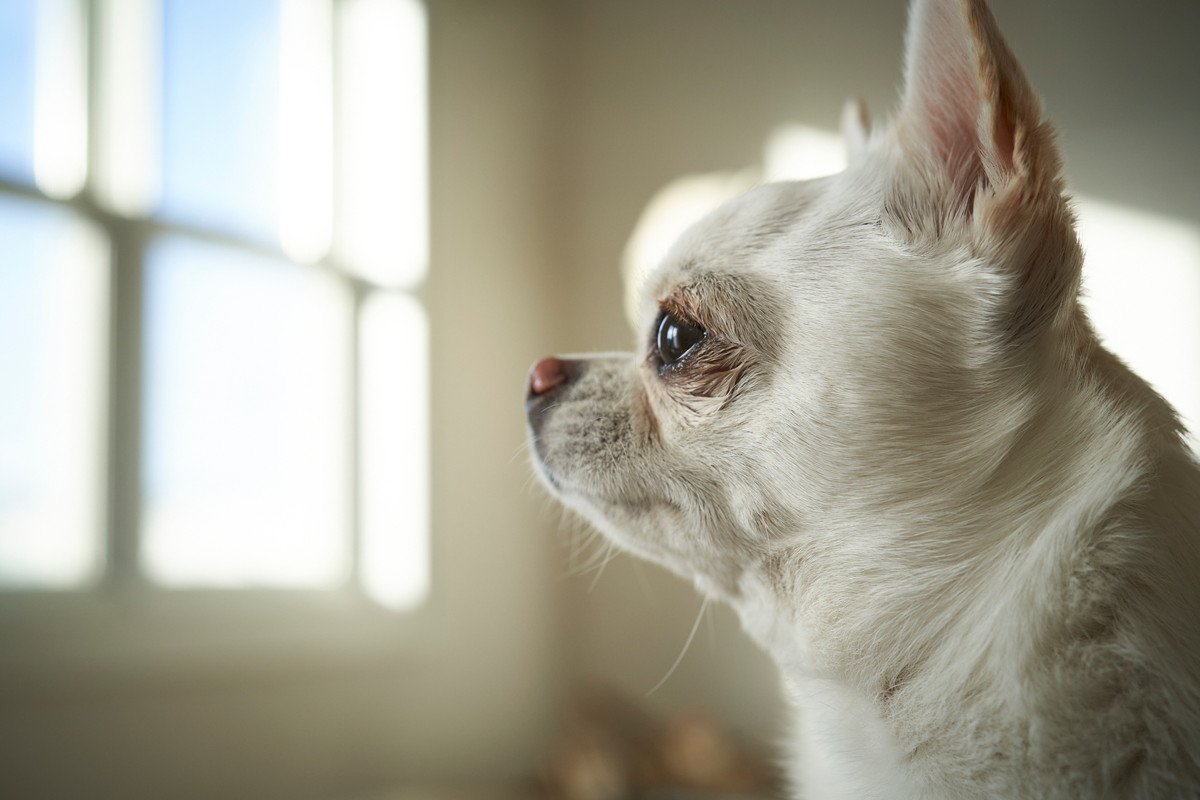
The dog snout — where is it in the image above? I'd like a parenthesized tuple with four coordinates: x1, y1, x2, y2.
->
(525, 356, 581, 433)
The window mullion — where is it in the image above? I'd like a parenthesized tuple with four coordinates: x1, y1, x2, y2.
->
(347, 282, 365, 593)
(105, 216, 148, 594)
(332, 0, 362, 592)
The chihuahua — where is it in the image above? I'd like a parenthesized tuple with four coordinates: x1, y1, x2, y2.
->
(525, 0, 1200, 796)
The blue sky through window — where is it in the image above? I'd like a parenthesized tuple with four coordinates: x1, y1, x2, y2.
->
(0, 196, 107, 588)
(0, 0, 37, 183)
(160, 0, 281, 241)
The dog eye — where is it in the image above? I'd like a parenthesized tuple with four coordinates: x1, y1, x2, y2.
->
(656, 310, 705, 367)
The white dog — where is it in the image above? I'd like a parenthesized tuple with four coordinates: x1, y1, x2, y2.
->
(525, 0, 1200, 796)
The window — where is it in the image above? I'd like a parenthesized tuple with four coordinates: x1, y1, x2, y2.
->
(0, 0, 429, 611)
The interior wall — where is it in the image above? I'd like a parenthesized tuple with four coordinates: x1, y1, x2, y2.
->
(549, 0, 1200, 750)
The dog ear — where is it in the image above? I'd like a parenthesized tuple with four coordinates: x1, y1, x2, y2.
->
(895, 0, 1059, 221)
(893, 0, 1079, 341)
(841, 97, 871, 165)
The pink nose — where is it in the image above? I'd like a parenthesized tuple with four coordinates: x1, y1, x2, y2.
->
(529, 357, 567, 396)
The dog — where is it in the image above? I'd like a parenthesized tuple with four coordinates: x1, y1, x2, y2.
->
(525, 0, 1200, 796)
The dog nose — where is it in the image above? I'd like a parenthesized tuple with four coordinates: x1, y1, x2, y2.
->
(526, 357, 580, 436)
(528, 356, 568, 397)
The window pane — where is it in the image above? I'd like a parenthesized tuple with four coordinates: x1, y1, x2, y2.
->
(0, 0, 37, 183)
(95, 0, 161, 216)
(0, 197, 108, 588)
(360, 293, 429, 609)
(32, 0, 88, 198)
(160, 0, 280, 241)
(339, 0, 427, 287)
(141, 237, 351, 588)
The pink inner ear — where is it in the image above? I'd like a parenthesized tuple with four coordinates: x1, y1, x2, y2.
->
(899, 0, 1031, 193)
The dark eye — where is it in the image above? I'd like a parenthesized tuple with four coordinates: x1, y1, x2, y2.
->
(656, 310, 706, 368)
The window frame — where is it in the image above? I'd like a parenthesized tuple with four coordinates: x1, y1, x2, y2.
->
(0, 0, 435, 669)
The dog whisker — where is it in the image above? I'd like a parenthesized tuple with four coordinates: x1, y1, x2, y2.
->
(646, 597, 710, 696)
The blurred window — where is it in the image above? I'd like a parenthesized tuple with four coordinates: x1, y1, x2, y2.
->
(160, 0, 282, 241)
(0, 197, 107, 588)
(0, 0, 429, 611)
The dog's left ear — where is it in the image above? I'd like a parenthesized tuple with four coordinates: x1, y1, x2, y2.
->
(895, 0, 1061, 223)
(841, 97, 872, 165)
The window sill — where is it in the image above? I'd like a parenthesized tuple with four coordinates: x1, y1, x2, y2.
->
(0, 586, 443, 692)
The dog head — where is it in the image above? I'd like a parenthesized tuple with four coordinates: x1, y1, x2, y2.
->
(526, 0, 1084, 602)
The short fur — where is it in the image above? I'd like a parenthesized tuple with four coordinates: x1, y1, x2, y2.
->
(526, 1, 1200, 796)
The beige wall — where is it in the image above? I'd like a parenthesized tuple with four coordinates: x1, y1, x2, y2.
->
(2, 1, 1198, 797)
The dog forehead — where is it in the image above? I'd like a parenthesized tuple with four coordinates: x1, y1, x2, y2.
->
(642, 178, 832, 319)
(663, 179, 829, 274)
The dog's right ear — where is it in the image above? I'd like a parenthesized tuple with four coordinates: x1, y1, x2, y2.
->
(893, 0, 1060, 226)
(891, 0, 1079, 341)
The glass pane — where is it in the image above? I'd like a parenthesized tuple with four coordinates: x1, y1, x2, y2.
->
(160, 0, 280, 241)
(141, 237, 351, 588)
(0, 197, 108, 588)
(278, 0, 332, 263)
(0, 0, 37, 183)
(95, 0, 161, 216)
(32, 0, 88, 198)
(339, 0, 427, 287)
(360, 293, 428, 609)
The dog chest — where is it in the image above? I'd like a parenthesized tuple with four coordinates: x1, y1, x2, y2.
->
(785, 676, 924, 800)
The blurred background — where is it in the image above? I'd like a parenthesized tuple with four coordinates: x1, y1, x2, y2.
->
(1, 0, 1197, 798)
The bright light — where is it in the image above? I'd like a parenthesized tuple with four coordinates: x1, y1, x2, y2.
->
(339, 0, 428, 287)
(764, 124, 846, 182)
(1078, 199, 1200, 447)
(0, 201, 108, 588)
(359, 292, 429, 609)
(95, 0, 160, 215)
(141, 239, 353, 588)
(33, 0, 87, 198)
(278, 0, 333, 263)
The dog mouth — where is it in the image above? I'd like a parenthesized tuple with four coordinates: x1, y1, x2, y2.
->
(529, 446, 563, 492)
(525, 403, 569, 495)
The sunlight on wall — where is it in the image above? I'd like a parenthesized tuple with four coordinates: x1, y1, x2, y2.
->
(625, 125, 1200, 446)
(1077, 200, 1200, 443)
(763, 123, 848, 182)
